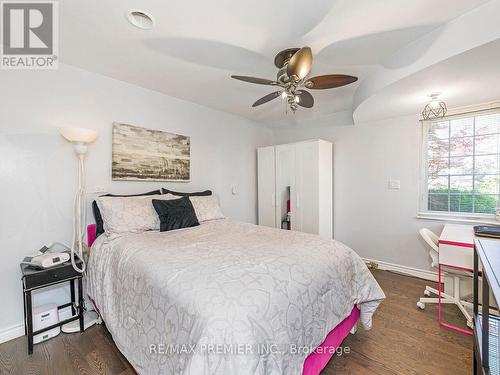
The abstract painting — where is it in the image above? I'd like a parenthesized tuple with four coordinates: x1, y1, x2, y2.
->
(112, 123, 190, 181)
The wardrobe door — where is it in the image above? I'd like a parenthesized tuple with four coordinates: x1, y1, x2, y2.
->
(257, 146, 276, 228)
(293, 141, 319, 235)
(317, 140, 333, 239)
(275, 144, 295, 230)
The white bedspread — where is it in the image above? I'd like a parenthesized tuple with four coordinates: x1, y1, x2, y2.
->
(87, 220, 385, 375)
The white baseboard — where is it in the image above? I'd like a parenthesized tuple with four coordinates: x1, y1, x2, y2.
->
(0, 323, 25, 344)
(363, 258, 438, 282)
(0, 306, 73, 345)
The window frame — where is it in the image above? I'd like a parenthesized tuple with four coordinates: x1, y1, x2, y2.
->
(418, 107, 500, 221)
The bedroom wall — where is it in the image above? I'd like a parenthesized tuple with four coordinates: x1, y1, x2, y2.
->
(272, 114, 443, 274)
(0, 64, 273, 341)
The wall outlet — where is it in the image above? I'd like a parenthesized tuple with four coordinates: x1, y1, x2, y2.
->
(93, 185, 107, 193)
(388, 179, 400, 190)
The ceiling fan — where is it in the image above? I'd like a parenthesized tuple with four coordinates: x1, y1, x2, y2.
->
(231, 47, 358, 112)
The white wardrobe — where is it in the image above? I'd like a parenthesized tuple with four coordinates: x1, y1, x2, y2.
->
(257, 139, 333, 239)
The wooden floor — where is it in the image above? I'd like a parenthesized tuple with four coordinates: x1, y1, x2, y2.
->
(0, 270, 472, 375)
(322, 270, 472, 375)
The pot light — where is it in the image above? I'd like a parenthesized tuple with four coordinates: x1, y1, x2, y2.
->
(126, 10, 155, 30)
(422, 93, 447, 120)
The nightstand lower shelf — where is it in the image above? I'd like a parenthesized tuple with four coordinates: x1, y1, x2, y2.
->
(21, 261, 84, 354)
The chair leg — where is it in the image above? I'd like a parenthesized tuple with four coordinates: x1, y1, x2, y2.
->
(461, 300, 497, 315)
(449, 276, 474, 327)
(418, 275, 475, 330)
(418, 296, 458, 309)
(424, 286, 455, 299)
(423, 286, 455, 301)
(420, 297, 456, 304)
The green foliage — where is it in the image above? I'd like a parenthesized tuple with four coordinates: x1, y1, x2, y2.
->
(429, 189, 497, 214)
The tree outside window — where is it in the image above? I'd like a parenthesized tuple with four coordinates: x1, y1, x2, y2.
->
(426, 113, 500, 214)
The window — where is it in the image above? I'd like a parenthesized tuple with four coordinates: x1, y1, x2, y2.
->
(421, 109, 500, 217)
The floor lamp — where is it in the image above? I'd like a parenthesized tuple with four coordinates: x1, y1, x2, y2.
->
(59, 127, 101, 332)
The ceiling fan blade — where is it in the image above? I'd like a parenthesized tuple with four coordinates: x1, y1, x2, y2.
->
(295, 90, 314, 108)
(252, 91, 281, 107)
(287, 47, 313, 80)
(231, 75, 277, 86)
(305, 74, 358, 89)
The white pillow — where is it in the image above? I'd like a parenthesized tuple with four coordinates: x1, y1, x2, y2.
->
(96, 194, 178, 237)
(189, 195, 225, 222)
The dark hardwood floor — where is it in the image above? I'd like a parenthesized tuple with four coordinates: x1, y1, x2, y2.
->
(323, 270, 472, 375)
(0, 270, 472, 375)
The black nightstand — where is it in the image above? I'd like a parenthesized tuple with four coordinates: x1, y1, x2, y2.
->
(20, 260, 85, 354)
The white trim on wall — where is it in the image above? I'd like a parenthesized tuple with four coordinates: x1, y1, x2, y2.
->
(0, 323, 25, 344)
(437, 101, 500, 119)
(0, 306, 74, 344)
(416, 212, 499, 225)
(363, 257, 438, 282)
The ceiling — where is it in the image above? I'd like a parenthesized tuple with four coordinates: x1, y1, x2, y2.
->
(354, 39, 500, 124)
(60, 0, 492, 127)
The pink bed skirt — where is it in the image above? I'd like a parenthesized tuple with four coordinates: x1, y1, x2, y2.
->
(302, 306, 360, 375)
(87, 223, 97, 247)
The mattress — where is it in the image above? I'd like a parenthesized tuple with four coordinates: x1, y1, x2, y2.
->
(87, 219, 385, 375)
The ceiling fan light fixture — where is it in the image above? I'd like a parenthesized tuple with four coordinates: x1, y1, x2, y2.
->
(287, 47, 313, 81)
(231, 47, 358, 113)
(422, 93, 447, 120)
(126, 9, 155, 30)
(298, 67, 309, 80)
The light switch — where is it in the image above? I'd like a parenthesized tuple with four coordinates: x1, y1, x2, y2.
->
(388, 179, 401, 190)
(231, 185, 237, 195)
(93, 185, 106, 193)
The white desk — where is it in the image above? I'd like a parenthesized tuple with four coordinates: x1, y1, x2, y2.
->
(438, 224, 476, 271)
(437, 223, 500, 334)
(439, 224, 500, 270)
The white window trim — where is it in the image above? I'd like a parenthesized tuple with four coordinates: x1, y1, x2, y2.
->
(416, 211, 500, 225)
(418, 102, 500, 222)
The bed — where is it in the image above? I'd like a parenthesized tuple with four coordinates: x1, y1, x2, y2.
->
(86, 219, 385, 375)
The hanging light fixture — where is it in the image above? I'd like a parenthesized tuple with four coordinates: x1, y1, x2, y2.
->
(422, 93, 447, 120)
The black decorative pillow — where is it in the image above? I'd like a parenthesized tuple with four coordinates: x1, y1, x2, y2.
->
(152, 197, 200, 232)
(161, 188, 212, 197)
(92, 189, 161, 237)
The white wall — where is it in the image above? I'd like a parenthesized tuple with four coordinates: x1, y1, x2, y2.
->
(0, 64, 272, 339)
(273, 115, 443, 273)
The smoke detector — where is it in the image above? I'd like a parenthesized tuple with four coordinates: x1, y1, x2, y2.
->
(126, 10, 154, 30)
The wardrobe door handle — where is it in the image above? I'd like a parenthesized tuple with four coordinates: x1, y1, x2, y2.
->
(296, 192, 300, 209)
(271, 193, 276, 207)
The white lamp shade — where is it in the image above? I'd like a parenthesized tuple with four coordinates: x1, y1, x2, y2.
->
(59, 127, 98, 144)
